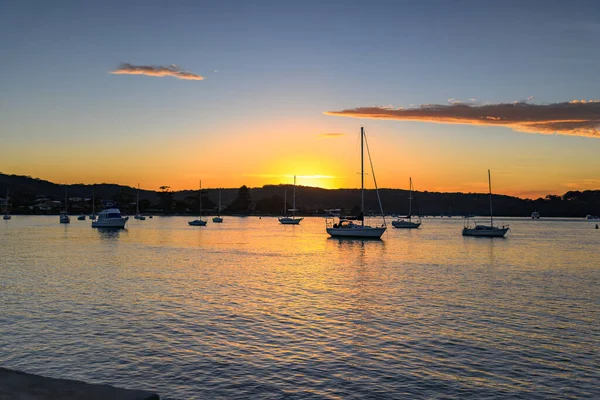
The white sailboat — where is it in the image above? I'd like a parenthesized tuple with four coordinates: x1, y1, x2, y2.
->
(59, 188, 70, 224)
(462, 170, 509, 237)
(392, 177, 421, 229)
(134, 183, 146, 220)
(213, 188, 223, 223)
(189, 180, 207, 226)
(279, 175, 303, 225)
(326, 127, 386, 239)
(3, 189, 11, 220)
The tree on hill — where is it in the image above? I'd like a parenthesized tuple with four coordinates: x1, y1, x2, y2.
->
(255, 195, 287, 214)
(227, 185, 252, 213)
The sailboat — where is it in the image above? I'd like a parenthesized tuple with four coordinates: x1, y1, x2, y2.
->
(3, 189, 11, 220)
(89, 190, 97, 220)
(134, 183, 146, 220)
(213, 188, 223, 223)
(59, 188, 70, 224)
(279, 176, 303, 225)
(326, 127, 386, 239)
(462, 170, 509, 237)
(392, 177, 421, 229)
(189, 180, 207, 226)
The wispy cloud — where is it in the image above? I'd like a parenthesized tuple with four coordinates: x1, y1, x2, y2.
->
(110, 63, 204, 80)
(244, 174, 338, 179)
(325, 101, 600, 138)
(318, 133, 345, 138)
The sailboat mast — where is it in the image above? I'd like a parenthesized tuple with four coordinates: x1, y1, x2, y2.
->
(488, 169, 493, 226)
(92, 190, 95, 215)
(409, 177, 413, 217)
(293, 175, 296, 218)
(199, 180, 202, 217)
(361, 127, 364, 227)
(218, 189, 221, 217)
(65, 188, 68, 213)
(5, 189, 8, 214)
(283, 190, 287, 215)
(136, 183, 140, 214)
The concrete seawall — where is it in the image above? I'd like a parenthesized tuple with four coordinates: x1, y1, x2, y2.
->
(0, 367, 159, 399)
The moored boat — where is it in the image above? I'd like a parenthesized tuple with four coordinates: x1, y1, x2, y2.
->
(326, 127, 386, 239)
(462, 170, 509, 237)
(92, 208, 128, 228)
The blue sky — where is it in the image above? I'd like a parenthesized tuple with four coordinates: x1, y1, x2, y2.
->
(1, 0, 599, 196)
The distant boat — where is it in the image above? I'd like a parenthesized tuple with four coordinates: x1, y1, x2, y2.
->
(92, 208, 128, 228)
(59, 188, 70, 224)
(134, 183, 146, 220)
(77, 215, 86, 221)
(462, 170, 509, 237)
(531, 211, 540, 219)
(3, 189, 11, 220)
(213, 188, 223, 223)
(326, 127, 386, 239)
(189, 180, 207, 226)
(279, 176, 303, 225)
(392, 177, 421, 229)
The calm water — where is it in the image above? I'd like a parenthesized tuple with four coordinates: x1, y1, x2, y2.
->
(1, 216, 598, 399)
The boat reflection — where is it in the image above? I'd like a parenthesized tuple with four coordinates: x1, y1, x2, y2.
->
(96, 227, 126, 239)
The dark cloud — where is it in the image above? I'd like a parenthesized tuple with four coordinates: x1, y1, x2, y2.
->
(110, 63, 203, 80)
(325, 101, 600, 138)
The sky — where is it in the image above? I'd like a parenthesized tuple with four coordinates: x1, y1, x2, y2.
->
(1, 0, 599, 198)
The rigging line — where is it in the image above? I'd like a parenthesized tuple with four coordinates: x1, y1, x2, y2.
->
(363, 130, 387, 227)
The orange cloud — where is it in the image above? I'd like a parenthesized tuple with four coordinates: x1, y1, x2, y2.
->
(325, 101, 600, 138)
(110, 63, 203, 80)
(318, 133, 345, 138)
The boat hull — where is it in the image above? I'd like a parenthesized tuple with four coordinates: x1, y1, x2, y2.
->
(326, 226, 386, 238)
(77, 215, 86, 221)
(392, 220, 421, 229)
(189, 219, 207, 226)
(92, 218, 128, 228)
(3, 214, 11, 220)
(462, 227, 509, 237)
(279, 217, 302, 225)
(134, 215, 146, 220)
(212, 217, 223, 223)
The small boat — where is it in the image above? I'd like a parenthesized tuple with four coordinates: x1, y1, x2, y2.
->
(134, 183, 146, 220)
(3, 189, 11, 220)
(60, 188, 70, 224)
(326, 127, 386, 239)
(92, 208, 128, 228)
(189, 180, 207, 226)
(392, 177, 421, 229)
(279, 176, 303, 225)
(462, 170, 509, 237)
(531, 211, 540, 219)
(77, 215, 86, 220)
(212, 188, 223, 223)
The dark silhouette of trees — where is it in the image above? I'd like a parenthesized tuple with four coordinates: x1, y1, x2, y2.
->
(255, 195, 286, 214)
(159, 186, 173, 214)
(227, 185, 252, 213)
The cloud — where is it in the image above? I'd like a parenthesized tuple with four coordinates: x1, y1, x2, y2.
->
(319, 133, 345, 138)
(110, 63, 203, 80)
(325, 101, 600, 138)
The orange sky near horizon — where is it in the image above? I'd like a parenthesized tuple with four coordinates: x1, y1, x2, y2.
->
(3, 120, 599, 200)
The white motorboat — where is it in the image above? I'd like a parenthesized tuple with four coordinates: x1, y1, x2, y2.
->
(392, 177, 421, 229)
(189, 180, 207, 226)
(213, 188, 223, 223)
(326, 127, 386, 239)
(134, 183, 146, 220)
(59, 188, 70, 224)
(92, 208, 128, 228)
(462, 170, 509, 237)
(3, 189, 11, 220)
(279, 176, 303, 225)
